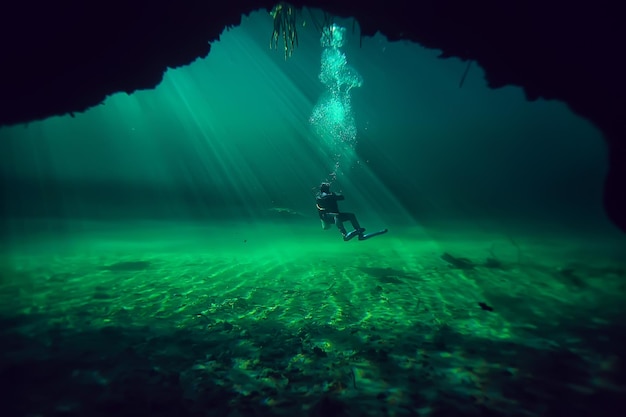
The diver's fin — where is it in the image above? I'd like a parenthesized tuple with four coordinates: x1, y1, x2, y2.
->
(343, 229, 363, 241)
(358, 229, 388, 240)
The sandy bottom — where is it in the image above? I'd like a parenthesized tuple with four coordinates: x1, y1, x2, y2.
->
(1, 219, 625, 416)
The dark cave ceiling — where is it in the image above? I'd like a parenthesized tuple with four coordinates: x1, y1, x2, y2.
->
(1, 0, 624, 232)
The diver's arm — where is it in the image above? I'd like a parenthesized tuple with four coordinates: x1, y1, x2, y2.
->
(334, 193, 345, 201)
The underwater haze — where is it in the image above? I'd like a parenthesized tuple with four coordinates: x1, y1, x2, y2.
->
(0, 11, 613, 231)
(1, 8, 625, 417)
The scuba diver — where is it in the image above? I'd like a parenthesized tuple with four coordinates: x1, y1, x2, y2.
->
(315, 182, 388, 241)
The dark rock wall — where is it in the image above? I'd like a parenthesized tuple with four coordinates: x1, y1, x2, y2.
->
(1, 0, 624, 232)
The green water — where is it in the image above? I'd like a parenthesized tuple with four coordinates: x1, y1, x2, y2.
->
(1, 9, 625, 417)
(1, 219, 624, 415)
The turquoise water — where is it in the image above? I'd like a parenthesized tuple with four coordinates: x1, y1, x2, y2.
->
(0, 8, 624, 417)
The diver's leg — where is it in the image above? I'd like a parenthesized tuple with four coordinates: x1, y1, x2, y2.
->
(333, 214, 348, 236)
(345, 213, 363, 231)
(320, 214, 333, 230)
(336, 213, 363, 241)
(341, 213, 365, 234)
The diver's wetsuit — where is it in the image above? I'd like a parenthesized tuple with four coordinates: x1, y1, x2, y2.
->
(316, 191, 362, 238)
